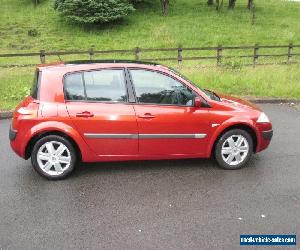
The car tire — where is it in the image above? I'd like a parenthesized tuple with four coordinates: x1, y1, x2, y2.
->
(31, 135, 77, 180)
(214, 129, 253, 170)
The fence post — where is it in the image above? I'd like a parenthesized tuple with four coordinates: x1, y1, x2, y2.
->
(253, 44, 259, 67)
(40, 50, 46, 64)
(287, 43, 293, 64)
(177, 45, 183, 65)
(217, 45, 222, 66)
(89, 48, 94, 61)
(134, 47, 141, 61)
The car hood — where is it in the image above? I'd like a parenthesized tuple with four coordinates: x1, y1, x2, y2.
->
(217, 93, 262, 112)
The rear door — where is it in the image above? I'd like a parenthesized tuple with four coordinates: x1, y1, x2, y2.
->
(128, 68, 211, 156)
(64, 68, 138, 156)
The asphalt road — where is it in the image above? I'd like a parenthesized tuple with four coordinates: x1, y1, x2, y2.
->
(0, 104, 299, 250)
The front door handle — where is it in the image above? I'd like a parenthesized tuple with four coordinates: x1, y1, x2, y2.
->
(138, 113, 156, 119)
(76, 111, 94, 118)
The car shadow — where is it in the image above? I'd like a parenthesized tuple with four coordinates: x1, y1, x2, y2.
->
(73, 158, 218, 178)
(70, 153, 264, 180)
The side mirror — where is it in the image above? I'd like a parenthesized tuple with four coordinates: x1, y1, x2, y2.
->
(194, 96, 211, 108)
(194, 97, 202, 107)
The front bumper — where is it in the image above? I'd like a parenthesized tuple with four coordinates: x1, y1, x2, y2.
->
(255, 126, 273, 153)
(262, 129, 273, 141)
(9, 126, 17, 141)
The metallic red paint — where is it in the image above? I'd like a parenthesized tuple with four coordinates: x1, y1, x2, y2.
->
(10, 62, 272, 163)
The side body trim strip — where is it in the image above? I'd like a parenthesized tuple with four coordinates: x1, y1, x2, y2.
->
(139, 134, 207, 139)
(84, 134, 138, 139)
(84, 133, 207, 139)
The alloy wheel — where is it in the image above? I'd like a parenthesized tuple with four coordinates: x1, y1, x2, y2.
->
(221, 135, 249, 166)
(36, 141, 71, 176)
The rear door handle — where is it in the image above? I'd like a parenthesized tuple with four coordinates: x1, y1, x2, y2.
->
(76, 111, 94, 118)
(138, 113, 156, 119)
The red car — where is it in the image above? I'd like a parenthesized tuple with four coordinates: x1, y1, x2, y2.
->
(10, 61, 273, 180)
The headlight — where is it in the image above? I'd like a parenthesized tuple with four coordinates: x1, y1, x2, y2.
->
(257, 112, 270, 123)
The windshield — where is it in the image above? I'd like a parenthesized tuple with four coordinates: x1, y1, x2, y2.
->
(202, 89, 221, 101)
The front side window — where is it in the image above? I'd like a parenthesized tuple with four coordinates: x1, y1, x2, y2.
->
(64, 69, 127, 102)
(130, 69, 195, 106)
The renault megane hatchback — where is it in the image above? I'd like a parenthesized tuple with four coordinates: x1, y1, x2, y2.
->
(10, 61, 273, 180)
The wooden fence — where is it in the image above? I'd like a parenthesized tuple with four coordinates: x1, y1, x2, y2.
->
(0, 44, 299, 68)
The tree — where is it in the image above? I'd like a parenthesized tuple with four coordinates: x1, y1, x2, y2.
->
(207, 0, 214, 5)
(160, 0, 169, 15)
(228, 0, 236, 9)
(216, 0, 224, 10)
(54, 0, 135, 24)
(248, 0, 254, 9)
(130, 0, 169, 16)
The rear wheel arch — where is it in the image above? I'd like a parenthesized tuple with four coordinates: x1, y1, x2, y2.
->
(25, 130, 82, 161)
(211, 124, 258, 157)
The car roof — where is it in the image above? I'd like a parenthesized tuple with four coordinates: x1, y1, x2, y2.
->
(36, 60, 169, 73)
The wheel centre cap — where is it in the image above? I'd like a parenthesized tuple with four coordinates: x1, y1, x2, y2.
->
(51, 155, 58, 162)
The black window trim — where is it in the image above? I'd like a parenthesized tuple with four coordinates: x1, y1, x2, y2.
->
(63, 67, 131, 104)
(31, 70, 42, 100)
(126, 67, 200, 108)
(124, 68, 136, 103)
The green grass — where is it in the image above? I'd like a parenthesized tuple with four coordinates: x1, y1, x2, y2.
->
(1, 64, 300, 110)
(1, 0, 300, 110)
(0, 67, 32, 110)
(0, 0, 300, 53)
(182, 64, 300, 98)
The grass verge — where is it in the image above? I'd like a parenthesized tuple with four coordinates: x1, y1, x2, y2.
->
(1, 63, 299, 111)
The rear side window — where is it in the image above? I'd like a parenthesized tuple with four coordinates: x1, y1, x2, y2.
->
(64, 73, 85, 100)
(64, 69, 127, 102)
(31, 71, 40, 99)
(84, 70, 127, 102)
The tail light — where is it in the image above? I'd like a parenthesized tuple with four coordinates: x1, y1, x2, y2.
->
(17, 107, 36, 115)
(12, 96, 39, 130)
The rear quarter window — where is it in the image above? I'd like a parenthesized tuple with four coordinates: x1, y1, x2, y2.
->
(30, 71, 40, 99)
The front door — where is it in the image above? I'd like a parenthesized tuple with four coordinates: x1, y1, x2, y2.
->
(129, 69, 211, 156)
(64, 68, 138, 156)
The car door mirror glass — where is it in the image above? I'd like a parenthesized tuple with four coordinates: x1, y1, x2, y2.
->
(194, 96, 211, 108)
(194, 97, 201, 107)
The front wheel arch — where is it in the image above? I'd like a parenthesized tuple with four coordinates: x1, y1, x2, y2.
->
(25, 130, 82, 162)
(211, 124, 257, 158)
